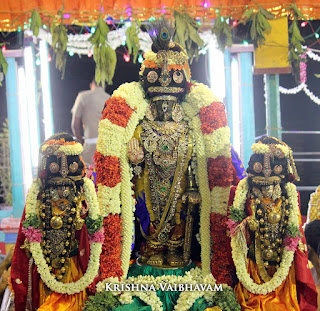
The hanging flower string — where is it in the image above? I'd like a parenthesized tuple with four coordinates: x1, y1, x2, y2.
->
(300, 52, 307, 83)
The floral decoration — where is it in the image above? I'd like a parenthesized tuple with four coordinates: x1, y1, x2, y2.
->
(41, 140, 83, 155)
(102, 96, 133, 128)
(95, 80, 233, 294)
(94, 152, 122, 187)
(207, 157, 233, 190)
(283, 235, 301, 251)
(200, 102, 228, 134)
(230, 178, 300, 294)
(21, 226, 42, 242)
(251, 142, 290, 158)
(100, 214, 123, 279)
(22, 177, 103, 294)
(210, 213, 233, 286)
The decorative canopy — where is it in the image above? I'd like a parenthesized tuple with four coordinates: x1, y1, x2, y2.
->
(0, 0, 319, 32)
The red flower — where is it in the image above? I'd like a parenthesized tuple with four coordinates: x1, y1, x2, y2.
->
(102, 96, 133, 128)
(199, 102, 227, 134)
(210, 213, 234, 286)
(100, 214, 123, 279)
(207, 156, 233, 190)
(94, 152, 121, 187)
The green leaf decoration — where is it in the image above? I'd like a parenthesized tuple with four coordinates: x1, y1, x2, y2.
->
(315, 74, 320, 78)
(30, 10, 42, 36)
(90, 16, 117, 87)
(126, 21, 141, 63)
(212, 287, 241, 311)
(212, 13, 232, 51)
(174, 11, 204, 61)
(84, 291, 120, 311)
(288, 3, 306, 82)
(286, 224, 302, 238)
(85, 215, 103, 235)
(241, 5, 274, 47)
(0, 47, 8, 86)
(23, 214, 40, 229)
(229, 207, 246, 223)
(51, 22, 68, 78)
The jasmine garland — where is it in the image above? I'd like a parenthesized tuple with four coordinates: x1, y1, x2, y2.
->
(105, 283, 223, 292)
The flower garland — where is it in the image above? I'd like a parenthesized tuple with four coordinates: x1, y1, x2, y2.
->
(181, 83, 232, 278)
(251, 143, 290, 158)
(41, 140, 83, 155)
(230, 178, 301, 294)
(96, 267, 236, 311)
(24, 177, 103, 294)
(96, 81, 148, 282)
(96, 81, 233, 292)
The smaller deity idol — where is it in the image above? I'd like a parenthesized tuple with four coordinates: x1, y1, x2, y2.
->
(11, 133, 103, 311)
(228, 136, 317, 311)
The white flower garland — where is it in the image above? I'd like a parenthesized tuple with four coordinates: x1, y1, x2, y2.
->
(97, 267, 225, 311)
(230, 179, 300, 295)
(25, 177, 102, 294)
(251, 143, 290, 158)
(41, 142, 83, 155)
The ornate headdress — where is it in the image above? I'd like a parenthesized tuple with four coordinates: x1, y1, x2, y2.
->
(247, 136, 299, 184)
(140, 20, 191, 99)
(39, 134, 85, 180)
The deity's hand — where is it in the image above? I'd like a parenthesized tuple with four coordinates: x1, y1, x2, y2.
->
(128, 137, 144, 164)
(182, 191, 201, 205)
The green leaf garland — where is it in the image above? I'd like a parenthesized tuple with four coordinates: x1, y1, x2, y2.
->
(174, 11, 204, 61)
(0, 47, 8, 86)
(90, 16, 117, 87)
(30, 10, 42, 36)
(287, 2, 305, 82)
(51, 21, 68, 79)
(125, 21, 141, 64)
(212, 13, 232, 51)
(241, 4, 275, 47)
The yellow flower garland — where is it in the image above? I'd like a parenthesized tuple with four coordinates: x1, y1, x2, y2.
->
(230, 179, 300, 294)
(41, 142, 83, 155)
(251, 143, 290, 158)
(96, 81, 232, 286)
(25, 177, 102, 294)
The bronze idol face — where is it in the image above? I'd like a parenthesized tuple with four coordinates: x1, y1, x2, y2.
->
(142, 67, 187, 100)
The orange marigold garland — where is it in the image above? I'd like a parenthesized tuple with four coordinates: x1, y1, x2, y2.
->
(102, 96, 134, 128)
(200, 102, 228, 134)
(207, 156, 233, 189)
(210, 213, 234, 286)
(100, 214, 123, 279)
(94, 152, 121, 187)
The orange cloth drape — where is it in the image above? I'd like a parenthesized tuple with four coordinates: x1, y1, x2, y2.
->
(0, 1, 320, 32)
(37, 256, 86, 311)
(235, 258, 300, 311)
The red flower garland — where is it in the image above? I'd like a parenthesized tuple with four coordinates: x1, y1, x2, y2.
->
(207, 156, 233, 190)
(100, 214, 123, 279)
(210, 213, 234, 286)
(94, 152, 121, 187)
(102, 96, 133, 128)
(199, 102, 227, 134)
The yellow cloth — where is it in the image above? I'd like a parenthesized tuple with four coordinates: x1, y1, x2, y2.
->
(235, 258, 300, 311)
(254, 17, 290, 73)
(38, 256, 86, 311)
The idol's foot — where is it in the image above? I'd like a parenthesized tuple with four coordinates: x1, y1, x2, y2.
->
(166, 251, 185, 268)
(146, 253, 164, 267)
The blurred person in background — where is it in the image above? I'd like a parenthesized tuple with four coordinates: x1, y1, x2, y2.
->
(71, 78, 110, 167)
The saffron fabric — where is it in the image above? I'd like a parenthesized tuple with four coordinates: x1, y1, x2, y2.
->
(1, 1, 320, 31)
(38, 257, 86, 311)
(235, 259, 300, 311)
